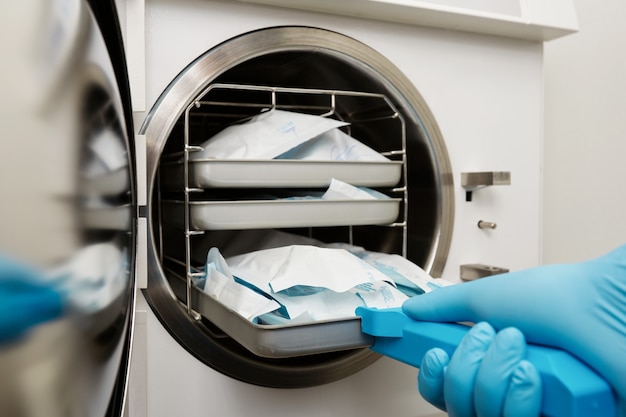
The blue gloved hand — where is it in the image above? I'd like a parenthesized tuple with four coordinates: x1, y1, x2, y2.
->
(417, 322, 541, 417)
(403, 244, 626, 417)
(0, 255, 65, 344)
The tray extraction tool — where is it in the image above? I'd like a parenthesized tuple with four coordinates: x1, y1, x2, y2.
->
(356, 307, 616, 417)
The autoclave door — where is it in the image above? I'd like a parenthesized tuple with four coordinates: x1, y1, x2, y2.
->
(0, 0, 136, 416)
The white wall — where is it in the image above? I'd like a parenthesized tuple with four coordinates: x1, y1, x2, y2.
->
(543, 0, 626, 263)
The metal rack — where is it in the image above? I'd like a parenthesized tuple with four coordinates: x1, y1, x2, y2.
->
(167, 82, 409, 330)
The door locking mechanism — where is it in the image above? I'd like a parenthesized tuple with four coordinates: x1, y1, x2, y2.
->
(460, 263, 509, 281)
(461, 171, 511, 201)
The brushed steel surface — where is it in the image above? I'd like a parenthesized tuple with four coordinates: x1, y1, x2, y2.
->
(460, 263, 509, 281)
(461, 171, 512, 188)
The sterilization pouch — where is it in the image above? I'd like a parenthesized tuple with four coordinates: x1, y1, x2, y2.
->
(266, 279, 408, 321)
(201, 247, 281, 321)
(282, 178, 390, 201)
(227, 245, 395, 294)
(193, 245, 409, 321)
(197, 241, 453, 323)
(225, 245, 410, 321)
(324, 243, 455, 296)
(320, 178, 388, 200)
(275, 127, 390, 162)
(190, 109, 348, 160)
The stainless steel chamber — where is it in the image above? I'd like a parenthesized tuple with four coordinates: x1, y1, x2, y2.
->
(140, 26, 454, 387)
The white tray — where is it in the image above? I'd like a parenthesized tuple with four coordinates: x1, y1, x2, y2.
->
(165, 270, 374, 358)
(162, 198, 401, 230)
(160, 159, 402, 189)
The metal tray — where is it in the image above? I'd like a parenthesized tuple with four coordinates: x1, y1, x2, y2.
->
(172, 272, 374, 358)
(159, 159, 402, 189)
(162, 198, 401, 230)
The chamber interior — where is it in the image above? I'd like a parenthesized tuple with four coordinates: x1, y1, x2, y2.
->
(155, 50, 439, 267)
(148, 47, 444, 387)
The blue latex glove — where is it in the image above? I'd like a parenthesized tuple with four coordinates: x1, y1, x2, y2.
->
(0, 255, 65, 344)
(403, 244, 626, 417)
(417, 322, 541, 417)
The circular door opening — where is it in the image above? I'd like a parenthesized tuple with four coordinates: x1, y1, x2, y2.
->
(141, 26, 454, 388)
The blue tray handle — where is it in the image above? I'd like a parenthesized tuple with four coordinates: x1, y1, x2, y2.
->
(356, 307, 616, 417)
